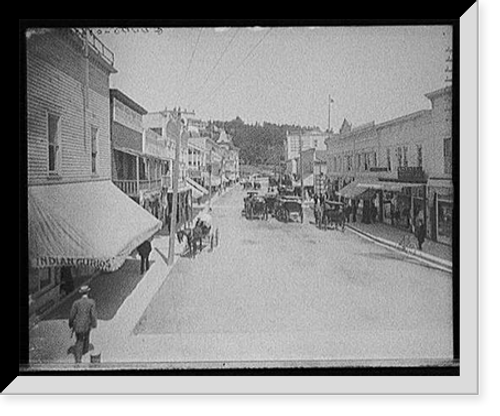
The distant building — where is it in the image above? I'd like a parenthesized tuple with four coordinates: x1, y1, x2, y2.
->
(284, 129, 329, 177)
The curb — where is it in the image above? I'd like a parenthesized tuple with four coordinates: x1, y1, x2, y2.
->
(345, 224, 453, 272)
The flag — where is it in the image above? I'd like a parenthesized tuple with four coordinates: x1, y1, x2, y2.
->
(166, 115, 182, 141)
(181, 127, 190, 148)
(330, 96, 334, 104)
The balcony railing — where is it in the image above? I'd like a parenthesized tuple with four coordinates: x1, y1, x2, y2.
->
(71, 28, 115, 67)
(113, 178, 163, 196)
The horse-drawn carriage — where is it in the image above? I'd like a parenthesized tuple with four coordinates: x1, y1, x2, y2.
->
(316, 200, 345, 231)
(177, 213, 219, 258)
(242, 191, 267, 220)
(274, 196, 303, 223)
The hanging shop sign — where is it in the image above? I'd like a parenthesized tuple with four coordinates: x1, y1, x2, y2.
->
(397, 166, 426, 183)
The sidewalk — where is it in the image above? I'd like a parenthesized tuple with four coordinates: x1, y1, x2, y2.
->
(345, 221, 453, 271)
(28, 185, 234, 366)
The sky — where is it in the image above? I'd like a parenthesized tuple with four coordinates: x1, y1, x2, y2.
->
(97, 24, 452, 131)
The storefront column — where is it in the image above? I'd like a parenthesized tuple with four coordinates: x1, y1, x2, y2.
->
(423, 185, 428, 237)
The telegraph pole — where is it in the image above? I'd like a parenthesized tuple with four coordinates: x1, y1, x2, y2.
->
(168, 108, 182, 265)
(299, 128, 304, 221)
(208, 148, 213, 208)
(168, 107, 194, 264)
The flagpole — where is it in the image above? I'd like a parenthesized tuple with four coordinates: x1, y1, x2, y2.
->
(328, 94, 331, 132)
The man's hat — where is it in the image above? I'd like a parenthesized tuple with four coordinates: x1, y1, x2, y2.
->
(79, 285, 91, 294)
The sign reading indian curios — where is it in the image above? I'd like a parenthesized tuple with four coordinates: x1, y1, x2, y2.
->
(31, 257, 113, 270)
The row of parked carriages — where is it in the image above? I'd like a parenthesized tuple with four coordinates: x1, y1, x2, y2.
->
(243, 190, 303, 223)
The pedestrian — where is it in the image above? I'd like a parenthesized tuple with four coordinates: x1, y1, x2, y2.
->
(137, 239, 152, 274)
(345, 202, 352, 223)
(415, 210, 426, 250)
(68, 285, 97, 363)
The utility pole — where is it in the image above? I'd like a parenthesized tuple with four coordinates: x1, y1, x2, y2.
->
(208, 148, 213, 208)
(168, 108, 181, 264)
(167, 107, 192, 265)
(299, 128, 304, 221)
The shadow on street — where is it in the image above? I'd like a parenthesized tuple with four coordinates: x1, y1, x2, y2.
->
(43, 258, 153, 322)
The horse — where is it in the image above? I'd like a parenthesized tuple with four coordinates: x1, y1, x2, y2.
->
(177, 224, 204, 258)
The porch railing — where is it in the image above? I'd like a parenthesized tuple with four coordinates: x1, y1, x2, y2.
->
(113, 178, 163, 196)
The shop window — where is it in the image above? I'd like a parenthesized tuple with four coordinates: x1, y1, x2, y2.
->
(47, 113, 61, 174)
(437, 200, 453, 242)
(28, 268, 58, 295)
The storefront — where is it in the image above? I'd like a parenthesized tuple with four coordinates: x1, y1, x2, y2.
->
(428, 179, 454, 245)
(28, 180, 162, 317)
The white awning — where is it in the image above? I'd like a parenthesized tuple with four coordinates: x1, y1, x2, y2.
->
(28, 180, 162, 271)
(186, 181, 203, 199)
(293, 174, 314, 187)
(186, 177, 208, 195)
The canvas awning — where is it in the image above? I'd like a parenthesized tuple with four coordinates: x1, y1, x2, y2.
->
(357, 180, 425, 192)
(293, 174, 314, 188)
(28, 180, 162, 271)
(186, 179, 205, 199)
(337, 181, 374, 200)
(186, 177, 209, 195)
(339, 179, 425, 199)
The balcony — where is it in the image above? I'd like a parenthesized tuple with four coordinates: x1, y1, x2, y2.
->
(113, 178, 163, 197)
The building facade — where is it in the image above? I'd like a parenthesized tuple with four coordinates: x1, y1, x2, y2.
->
(26, 29, 161, 319)
(110, 88, 173, 221)
(284, 129, 329, 177)
(325, 86, 453, 245)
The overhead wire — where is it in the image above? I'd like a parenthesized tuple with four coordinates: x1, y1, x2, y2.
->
(176, 27, 203, 107)
(186, 28, 241, 110)
(191, 27, 274, 112)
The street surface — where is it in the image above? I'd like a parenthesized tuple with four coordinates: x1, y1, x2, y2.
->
(134, 186, 453, 362)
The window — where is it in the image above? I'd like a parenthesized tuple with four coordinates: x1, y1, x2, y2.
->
(403, 146, 408, 167)
(396, 147, 403, 168)
(387, 148, 391, 171)
(373, 151, 377, 167)
(91, 126, 98, 174)
(29, 268, 57, 295)
(48, 113, 61, 174)
(417, 145, 423, 168)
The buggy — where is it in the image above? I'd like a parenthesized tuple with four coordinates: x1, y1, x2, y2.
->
(319, 200, 345, 231)
(275, 196, 303, 223)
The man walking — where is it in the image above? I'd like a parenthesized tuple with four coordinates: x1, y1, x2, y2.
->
(137, 239, 152, 274)
(69, 285, 97, 363)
